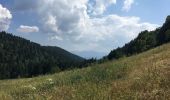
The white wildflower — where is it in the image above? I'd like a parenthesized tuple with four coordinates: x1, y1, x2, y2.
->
(47, 78, 53, 81)
(31, 87, 36, 90)
(46, 78, 54, 85)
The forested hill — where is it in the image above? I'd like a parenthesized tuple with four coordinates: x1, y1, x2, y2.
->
(108, 15, 170, 60)
(0, 31, 85, 79)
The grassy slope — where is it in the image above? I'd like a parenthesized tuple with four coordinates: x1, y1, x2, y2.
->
(0, 43, 170, 100)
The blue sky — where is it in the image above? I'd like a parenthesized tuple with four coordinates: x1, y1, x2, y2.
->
(0, 0, 170, 58)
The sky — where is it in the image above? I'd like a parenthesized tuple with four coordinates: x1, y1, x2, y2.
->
(0, 0, 170, 58)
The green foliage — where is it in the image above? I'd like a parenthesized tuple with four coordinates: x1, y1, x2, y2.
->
(165, 29, 170, 41)
(0, 31, 85, 79)
(157, 15, 170, 44)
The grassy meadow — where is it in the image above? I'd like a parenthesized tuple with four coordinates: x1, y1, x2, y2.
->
(0, 43, 170, 100)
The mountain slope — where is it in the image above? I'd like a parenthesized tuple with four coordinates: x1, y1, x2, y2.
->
(0, 31, 85, 79)
(108, 16, 170, 60)
(0, 43, 169, 100)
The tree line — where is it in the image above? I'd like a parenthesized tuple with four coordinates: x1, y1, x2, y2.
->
(107, 15, 170, 60)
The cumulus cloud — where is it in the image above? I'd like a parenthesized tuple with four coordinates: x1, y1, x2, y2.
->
(0, 4, 12, 31)
(122, 0, 134, 12)
(88, 0, 117, 15)
(17, 25, 39, 33)
(36, 0, 89, 37)
(13, 0, 159, 53)
(67, 15, 158, 52)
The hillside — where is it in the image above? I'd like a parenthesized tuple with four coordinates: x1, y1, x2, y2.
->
(108, 15, 170, 60)
(0, 31, 85, 79)
(0, 43, 169, 100)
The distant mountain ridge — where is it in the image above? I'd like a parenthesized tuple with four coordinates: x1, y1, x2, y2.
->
(0, 31, 85, 79)
(74, 51, 106, 59)
(108, 15, 170, 60)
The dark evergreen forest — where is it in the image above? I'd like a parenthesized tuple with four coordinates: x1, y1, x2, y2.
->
(0, 32, 86, 79)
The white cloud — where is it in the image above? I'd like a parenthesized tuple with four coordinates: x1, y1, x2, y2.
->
(17, 25, 39, 33)
(122, 0, 134, 12)
(50, 35, 63, 41)
(13, 0, 159, 53)
(67, 15, 158, 52)
(0, 4, 12, 31)
(36, 0, 89, 36)
(88, 0, 117, 15)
